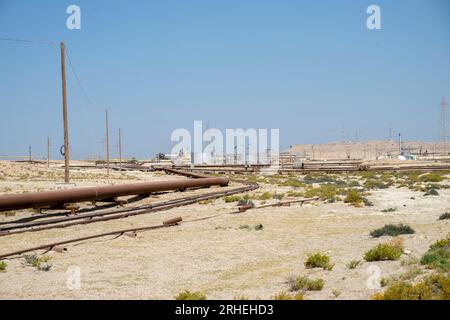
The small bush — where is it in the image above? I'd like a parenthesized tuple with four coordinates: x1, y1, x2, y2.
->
(287, 191, 304, 198)
(344, 189, 363, 206)
(397, 266, 423, 281)
(364, 243, 403, 261)
(346, 260, 361, 269)
(175, 290, 207, 300)
(272, 193, 284, 200)
(429, 235, 450, 250)
(370, 224, 415, 238)
(0, 261, 7, 272)
(421, 237, 450, 272)
(419, 173, 443, 183)
(224, 195, 242, 203)
(254, 224, 264, 231)
(424, 188, 439, 196)
(381, 207, 397, 213)
(332, 289, 341, 298)
(272, 291, 305, 300)
(237, 199, 255, 207)
(303, 174, 336, 184)
(363, 198, 374, 207)
(257, 192, 272, 201)
(372, 273, 450, 300)
(0, 210, 16, 217)
(279, 177, 305, 188)
(364, 180, 391, 190)
(304, 252, 334, 271)
(438, 212, 450, 220)
(23, 254, 53, 271)
(289, 276, 324, 291)
(380, 278, 389, 287)
(400, 256, 420, 266)
(304, 185, 338, 202)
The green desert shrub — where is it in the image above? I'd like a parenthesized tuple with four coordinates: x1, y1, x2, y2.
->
(429, 235, 450, 250)
(272, 193, 285, 200)
(421, 236, 450, 272)
(303, 174, 336, 184)
(287, 191, 304, 198)
(424, 188, 440, 196)
(419, 173, 444, 183)
(224, 195, 242, 203)
(289, 276, 324, 291)
(381, 207, 397, 213)
(0, 261, 7, 272)
(439, 212, 450, 220)
(364, 243, 403, 262)
(346, 260, 362, 269)
(372, 273, 450, 300)
(272, 291, 304, 300)
(304, 252, 334, 270)
(280, 178, 305, 188)
(364, 180, 391, 190)
(237, 199, 255, 207)
(23, 254, 53, 271)
(332, 289, 342, 298)
(0, 210, 16, 217)
(421, 248, 450, 272)
(175, 290, 207, 300)
(370, 224, 415, 238)
(257, 192, 273, 200)
(344, 189, 363, 206)
(363, 198, 374, 207)
(254, 224, 264, 231)
(304, 185, 338, 202)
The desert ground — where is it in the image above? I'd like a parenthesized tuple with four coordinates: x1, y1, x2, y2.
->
(0, 161, 448, 300)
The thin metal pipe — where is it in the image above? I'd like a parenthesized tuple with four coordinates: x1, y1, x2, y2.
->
(0, 221, 180, 260)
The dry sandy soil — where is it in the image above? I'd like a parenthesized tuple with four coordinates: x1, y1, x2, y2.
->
(0, 161, 448, 300)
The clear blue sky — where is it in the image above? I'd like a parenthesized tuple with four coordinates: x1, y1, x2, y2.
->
(1, 0, 449, 159)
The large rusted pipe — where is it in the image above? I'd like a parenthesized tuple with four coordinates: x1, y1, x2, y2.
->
(0, 177, 229, 212)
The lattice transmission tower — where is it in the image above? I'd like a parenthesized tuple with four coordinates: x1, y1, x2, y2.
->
(440, 97, 449, 155)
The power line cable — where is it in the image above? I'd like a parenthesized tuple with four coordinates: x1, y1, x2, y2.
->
(63, 44, 99, 109)
(1, 37, 98, 108)
(0, 36, 57, 46)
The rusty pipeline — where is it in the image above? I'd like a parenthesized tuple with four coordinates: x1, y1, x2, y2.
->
(238, 205, 254, 212)
(0, 177, 229, 212)
(163, 216, 183, 225)
(50, 245, 68, 253)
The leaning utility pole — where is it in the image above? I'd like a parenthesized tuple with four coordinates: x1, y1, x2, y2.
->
(60, 42, 70, 183)
(118, 128, 122, 170)
(105, 109, 110, 178)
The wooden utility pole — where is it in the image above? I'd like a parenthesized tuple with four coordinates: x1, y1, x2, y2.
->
(118, 128, 122, 170)
(60, 42, 70, 183)
(28, 145, 32, 163)
(47, 137, 51, 168)
(105, 109, 110, 178)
